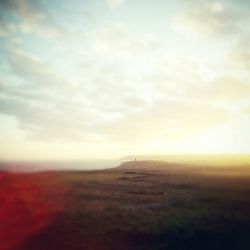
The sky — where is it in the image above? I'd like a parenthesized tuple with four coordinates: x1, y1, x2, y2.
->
(0, 0, 250, 160)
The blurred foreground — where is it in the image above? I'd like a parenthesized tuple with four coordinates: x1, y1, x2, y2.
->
(1, 161, 250, 250)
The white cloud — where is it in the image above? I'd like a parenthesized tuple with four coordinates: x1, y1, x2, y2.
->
(90, 23, 157, 59)
(98, 98, 229, 143)
(2, 22, 248, 144)
(1, 1, 249, 150)
(0, 0, 64, 39)
(231, 34, 250, 70)
(106, 0, 125, 9)
(1, 40, 159, 141)
(172, 0, 247, 37)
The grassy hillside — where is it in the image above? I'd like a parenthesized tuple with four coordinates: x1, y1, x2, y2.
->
(1, 161, 250, 250)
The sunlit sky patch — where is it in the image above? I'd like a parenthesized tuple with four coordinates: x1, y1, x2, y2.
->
(0, 0, 250, 160)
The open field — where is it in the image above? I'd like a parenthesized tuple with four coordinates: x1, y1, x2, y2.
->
(1, 160, 250, 250)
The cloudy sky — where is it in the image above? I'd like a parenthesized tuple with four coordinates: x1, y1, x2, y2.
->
(0, 0, 250, 160)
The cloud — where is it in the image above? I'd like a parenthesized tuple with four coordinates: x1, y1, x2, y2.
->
(0, 10, 248, 146)
(0, 21, 16, 37)
(231, 34, 250, 70)
(173, 0, 248, 37)
(185, 77, 250, 105)
(90, 23, 157, 59)
(7, 48, 60, 86)
(1, 47, 93, 140)
(106, 0, 125, 9)
(2, 27, 247, 144)
(98, 99, 229, 143)
(1, 42, 158, 141)
(0, 0, 64, 38)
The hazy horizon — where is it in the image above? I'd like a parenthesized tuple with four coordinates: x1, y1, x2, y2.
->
(0, 0, 250, 161)
(1, 154, 250, 172)
(1, 153, 250, 162)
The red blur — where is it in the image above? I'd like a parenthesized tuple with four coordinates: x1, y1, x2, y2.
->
(0, 172, 68, 250)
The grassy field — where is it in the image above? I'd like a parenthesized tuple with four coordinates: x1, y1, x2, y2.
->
(1, 161, 250, 250)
